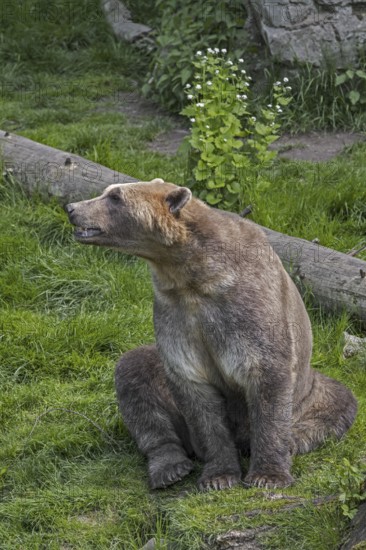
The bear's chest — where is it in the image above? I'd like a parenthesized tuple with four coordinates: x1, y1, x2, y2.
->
(153, 291, 250, 385)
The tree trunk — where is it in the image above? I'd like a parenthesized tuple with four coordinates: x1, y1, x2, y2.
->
(0, 130, 137, 202)
(260, 225, 366, 323)
(341, 501, 366, 550)
(1, 129, 366, 322)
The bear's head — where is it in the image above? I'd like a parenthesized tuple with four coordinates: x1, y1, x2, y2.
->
(66, 179, 196, 260)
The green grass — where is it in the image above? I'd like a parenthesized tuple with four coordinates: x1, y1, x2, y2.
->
(268, 63, 366, 132)
(1, 153, 366, 548)
(0, 0, 366, 548)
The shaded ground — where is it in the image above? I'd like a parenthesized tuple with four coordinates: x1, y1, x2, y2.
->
(107, 91, 365, 161)
(270, 131, 366, 162)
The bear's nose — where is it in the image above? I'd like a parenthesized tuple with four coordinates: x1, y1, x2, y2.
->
(65, 203, 75, 215)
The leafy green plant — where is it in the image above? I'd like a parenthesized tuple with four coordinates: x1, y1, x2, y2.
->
(181, 50, 291, 208)
(141, 0, 246, 111)
(335, 68, 366, 107)
(335, 458, 366, 519)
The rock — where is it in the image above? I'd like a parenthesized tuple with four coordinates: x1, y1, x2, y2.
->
(212, 526, 275, 549)
(101, 0, 152, 43)
(139, 538, 175, 550)
(139, 539, 156, 550)
(343, 332, 366, 358)
(245, 0, 366, 67)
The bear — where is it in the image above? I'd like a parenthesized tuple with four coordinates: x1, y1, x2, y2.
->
(66, 178, 357, 491)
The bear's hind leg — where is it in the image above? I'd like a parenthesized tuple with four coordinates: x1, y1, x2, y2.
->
(115, 345, 193, 489)
(292, 371, 357, 454)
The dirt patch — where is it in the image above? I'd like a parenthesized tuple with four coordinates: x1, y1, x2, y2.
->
(148, 129, 365, 161)
(97, 91, 169, 119)
(98, 91, 365, 160)
(147, 128, 190, 155)
(270, 131, 366, 162)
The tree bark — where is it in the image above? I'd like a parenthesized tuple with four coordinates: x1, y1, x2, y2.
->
(1, 129, 366, 322)
(341, 501, 366, 550)
(260, 225, 366, 323)
(0, 130, 137, 202)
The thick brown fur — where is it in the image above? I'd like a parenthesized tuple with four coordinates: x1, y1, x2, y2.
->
(66, 179, 357, 490)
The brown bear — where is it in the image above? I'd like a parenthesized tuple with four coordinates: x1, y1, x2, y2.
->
(66, 178, 357, 491)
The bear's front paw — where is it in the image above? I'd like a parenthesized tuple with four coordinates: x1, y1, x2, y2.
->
(149, 458, 194, 489)
(244, 470, 294, 489)
(198, 473, 241, 491)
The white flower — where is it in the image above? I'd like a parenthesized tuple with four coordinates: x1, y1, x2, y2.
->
(236, 94, 241, 99)
(185, 83, 191, 88)
(214, 47, 220, 53)
(251, 116, 256, 121)
(190, 118, 195, 122)
(239, 58, 244, 63)
(187, 94, 193, 99)
(221, 48, 227, 53)
(207, 81, 212, 86)
(286, 86, 292, 91)
(197, 102, 205, 107)
(277, 108, 283, 113)
(276, 104, 281, 110)
(207, 48, 214, 54)
(283, 77, 289, 83)
(196, 84, 202, 90)
(196, 50, 202, 56)
(242, 94, 247, 100)
(203, 56, 208, 60)
(206, 125, 210, 129)
(225, 77, 229, 81)
(215, 70, 219, 74)
(267, 104, 272, 108)
(223, 138, 227, 142)
(226, 60, 233, 66)
(195, 75, 201, 79)
(245, 82, 250, 86)
(248, 76, 252, 80)
(241, 69, 246, 74)
(275, 81, 281, 86)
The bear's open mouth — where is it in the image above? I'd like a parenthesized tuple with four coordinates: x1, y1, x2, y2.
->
(74, 227, 102, 239)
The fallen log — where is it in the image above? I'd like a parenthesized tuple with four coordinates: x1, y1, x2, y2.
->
(260, 225, 366, 323)
(1, 129, 366, 322)
(341, 501, 366, 550)
(0, 130, 137, 202)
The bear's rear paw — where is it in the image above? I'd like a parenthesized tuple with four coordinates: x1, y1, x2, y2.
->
(149, 458, 194, 489)
(198, 473, 241, 491)
(244, 470, 294, 489)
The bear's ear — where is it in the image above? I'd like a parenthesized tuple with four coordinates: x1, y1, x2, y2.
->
(165, 187, 192, 214)
(150, 178, 165, 184)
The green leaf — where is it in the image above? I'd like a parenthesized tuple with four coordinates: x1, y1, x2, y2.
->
(335, 73, 347, 86)
(227, 181, 241, 193)
(277, 96, 292, 106)
(348, 90, 360, 105)
(356, 69, 366, 79)
(346, 69, 355, 79)
(206, 192, 222, 205)
(254, 122, 270, 136)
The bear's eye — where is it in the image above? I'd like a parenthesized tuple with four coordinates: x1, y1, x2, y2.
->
(109, 192, 122, 203)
